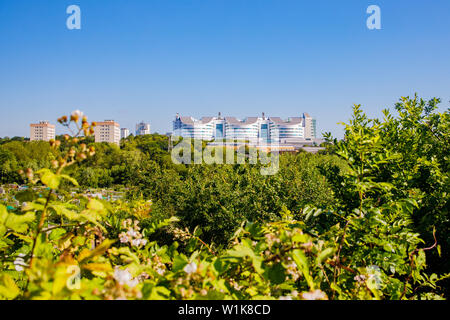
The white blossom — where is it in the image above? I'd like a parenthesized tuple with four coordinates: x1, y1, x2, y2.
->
(127, 278, 139, 288)
(131, 238, 143, 247)
(71, 109, 84, 119)
(183, 262, 197, 274)
(301, 289, 327, 300)
(15, 265, 24, 272)
(114, 268, 133, 285)
(119, 233, 129, 243)
(156, 268, 165, 276)
(127, 229, 138, 238)
(13, 255, 28, 272)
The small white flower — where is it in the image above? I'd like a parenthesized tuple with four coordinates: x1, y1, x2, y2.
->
(71, 109, 84, 118)
(286, 262, 296, 269)
(13, 256, 28, 272)
(127, 278, 139, 288)
(131, 238, 141, 247)
(114, 268, 133, 285)
(279, 296, 292, 300)
(127, 229, 138, 238)
(354, 274, 367, 283)
(119, 233, 129, 243)
(183, 262, 197, 274)
(156, 268, 165, 276)
(15, 265, 24, 272)
(301, 289, 327, 300)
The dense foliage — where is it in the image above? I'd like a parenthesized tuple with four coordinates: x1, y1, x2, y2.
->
(0, 95, 448, 300)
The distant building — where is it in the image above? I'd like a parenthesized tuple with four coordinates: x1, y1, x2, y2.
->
(136, 122, 151, 136)
(172, 112, 317, 143)
(121, 128, 130, 139)
(94, 120, 120, 145)
(30, 121, 55, 141)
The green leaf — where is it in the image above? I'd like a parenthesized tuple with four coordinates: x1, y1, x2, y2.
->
(49, 228, 67, 241)
(267, 262, 285, 285)
(315, 248, 334, 265)
(15, 190, 36, 202)
(0, 205, 8, 223)
(172, 254, 189, 272)
(37, 168, 61, 189)
(149, 286, 172, 299)
(86, 199, 104, 212)
(0, 205, 7, 236)
(60, 174, 79, 187)
(107, 247, 140, 264)
(78, 239, 115, 264)
(226, 244, 255, 259)
(50, 204, 81, 221)
(4, 211, 36, 233)
(292, 249, 314, 290)
(0, 273, 21, 300)
(213, 258, 227, 274)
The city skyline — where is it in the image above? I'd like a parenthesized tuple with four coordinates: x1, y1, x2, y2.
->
(22, 111, 317, 140)
(1, 1, 450, 139)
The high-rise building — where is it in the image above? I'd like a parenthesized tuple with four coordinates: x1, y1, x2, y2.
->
(121, 128, 130, 139)
(136, 122, 151, 136)
(30, 121, 55, 141)
(302, 113, 316, 140)
(94, 120, 120, 145)
(173, 113, 317, 142)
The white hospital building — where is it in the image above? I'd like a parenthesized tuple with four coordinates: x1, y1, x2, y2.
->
(172, 112, 317, 143)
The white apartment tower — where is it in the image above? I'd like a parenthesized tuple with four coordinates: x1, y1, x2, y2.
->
(94, 120, 120, 145)
(30, 121, 55, 141)
(136, 122, 151, 136)
(121, 128, 130, 139)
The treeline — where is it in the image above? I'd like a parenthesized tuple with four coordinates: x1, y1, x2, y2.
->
(0, 132, 345, 243)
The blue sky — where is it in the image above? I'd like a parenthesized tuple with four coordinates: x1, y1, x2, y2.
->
(0, 0, 449, 139)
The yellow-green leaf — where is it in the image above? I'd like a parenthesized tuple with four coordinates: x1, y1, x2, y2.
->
(0, 273, 21, 300)
(37, 169, 61, 189)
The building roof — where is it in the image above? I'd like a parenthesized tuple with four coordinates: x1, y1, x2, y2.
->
(96, 120, 120, 127)
(175, 114, 312, 126)
(244, 117, 259, 125)
(289, 117, 303, 124)
(30, 122, 55, 128)
(225, 117, 241, 125)
(179, 116, 195, 125)
(200, 117, 214, 124)
(269, 117, 302, 125)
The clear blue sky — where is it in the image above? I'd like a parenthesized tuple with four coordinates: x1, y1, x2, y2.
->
(1, 0, 449, 139)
